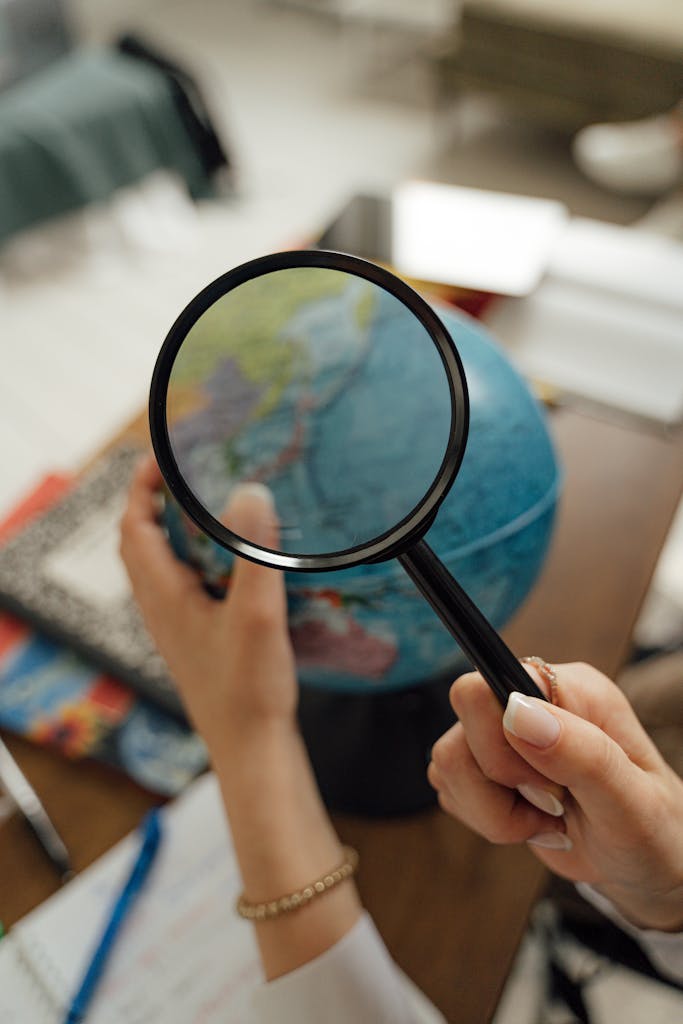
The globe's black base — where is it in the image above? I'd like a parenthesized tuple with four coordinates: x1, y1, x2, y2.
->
(297, 673, 461, 817)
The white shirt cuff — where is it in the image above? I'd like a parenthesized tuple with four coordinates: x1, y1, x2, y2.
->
(250, 911, 446, 1024)
(576, 883, 683, 985)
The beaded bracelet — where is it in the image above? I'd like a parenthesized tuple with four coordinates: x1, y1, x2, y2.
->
(236, 846, 359, 921)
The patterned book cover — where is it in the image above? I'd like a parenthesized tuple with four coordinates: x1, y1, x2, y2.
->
(0, 466, 206, 796)
(0, 446, 183, 716)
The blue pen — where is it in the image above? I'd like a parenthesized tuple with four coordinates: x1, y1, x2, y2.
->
(64, 808, 163, 1024)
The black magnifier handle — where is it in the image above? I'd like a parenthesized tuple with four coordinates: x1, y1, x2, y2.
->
(398, 539, 547, 707)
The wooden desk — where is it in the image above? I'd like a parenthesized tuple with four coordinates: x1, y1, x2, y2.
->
(2, 407, 682, 1023)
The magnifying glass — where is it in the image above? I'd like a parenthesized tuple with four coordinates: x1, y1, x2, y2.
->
(149, 250, 546, 707)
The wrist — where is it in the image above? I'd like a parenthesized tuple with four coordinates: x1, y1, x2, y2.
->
(198, 708, 300, 764)
(195, 695, 362, 985)
(595, 881, 683, 933)
(209, 713, 353, 914)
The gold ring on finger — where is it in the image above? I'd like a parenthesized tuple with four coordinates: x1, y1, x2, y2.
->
(521, 656, 559, 705)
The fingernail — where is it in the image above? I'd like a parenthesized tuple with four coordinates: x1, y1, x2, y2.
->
(232, 482, 275, 508)
(517, 784, 565, 817)
(527, 832, 573, 851)
(503, 693, 560, 748)
(226, 483, 276, 546)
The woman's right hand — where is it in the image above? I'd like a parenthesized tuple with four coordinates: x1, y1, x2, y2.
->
(428, 661, 683, 932)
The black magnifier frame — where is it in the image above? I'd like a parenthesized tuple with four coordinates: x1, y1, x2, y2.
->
(150, 249, 467, 572)
(149, 249, 546, 707)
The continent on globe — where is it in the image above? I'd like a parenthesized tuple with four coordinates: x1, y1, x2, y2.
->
(161, 282, 561, 698)
(290, 590, 397, 680)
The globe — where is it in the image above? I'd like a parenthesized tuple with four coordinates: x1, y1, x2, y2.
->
(162, 288, 561, 699)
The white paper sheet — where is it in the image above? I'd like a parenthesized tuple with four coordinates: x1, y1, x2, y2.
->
(484, 219, 683, 424)
(391, 180, 568, 296)
(0, 774, 262, 1023)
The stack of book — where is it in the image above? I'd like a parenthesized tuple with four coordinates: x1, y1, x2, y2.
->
(0, 446, 206, 796)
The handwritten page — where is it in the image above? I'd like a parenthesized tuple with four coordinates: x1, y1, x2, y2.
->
(0, 773, 262, 1022)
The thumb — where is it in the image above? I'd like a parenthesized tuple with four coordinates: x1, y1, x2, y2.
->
(502, 693, 648, 821)
(222, 483, 288, 626)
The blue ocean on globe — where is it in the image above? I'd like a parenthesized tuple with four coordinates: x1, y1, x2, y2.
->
(164, 279, 561, 695)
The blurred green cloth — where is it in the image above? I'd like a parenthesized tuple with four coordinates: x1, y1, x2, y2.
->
(0, 49, 214, 244)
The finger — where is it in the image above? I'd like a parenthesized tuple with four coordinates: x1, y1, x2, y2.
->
(120, 454, 208, 607)
(526, 662, 660, 771)
(429, 723, 564, 844)
(426, 759, 443, 791)
(449, 669, 566, 816)
(502, 691, 653, 826)
(125, 451, 164, 520)
(221, 484, 288, 630)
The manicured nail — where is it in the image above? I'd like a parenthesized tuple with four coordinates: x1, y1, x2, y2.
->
(517, 784, 564, 817)
(504, 693, 560, 748)
(527, 832, 573, 851)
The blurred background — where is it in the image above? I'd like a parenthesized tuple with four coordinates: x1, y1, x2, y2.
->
(1, 2, 683, 1017)
(2, 0, 682, 648)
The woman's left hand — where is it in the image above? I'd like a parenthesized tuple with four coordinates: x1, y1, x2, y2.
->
(119, 454, 298, 751)
(120, 454, 362, 981)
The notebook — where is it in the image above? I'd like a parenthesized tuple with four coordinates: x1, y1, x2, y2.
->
(0, 773, 263, 1023)
(0, 445, 184, 716)
(0, 469, 206, 796)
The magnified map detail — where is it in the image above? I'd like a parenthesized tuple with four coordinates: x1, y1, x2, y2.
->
(167, 267, 453, 556)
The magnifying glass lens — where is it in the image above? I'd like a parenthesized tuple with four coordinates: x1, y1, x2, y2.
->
(154, 252, 547, 709)
(166, 267, 453, 557)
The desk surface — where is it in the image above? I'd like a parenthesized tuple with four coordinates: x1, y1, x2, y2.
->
(1, 406, 682, 1023)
